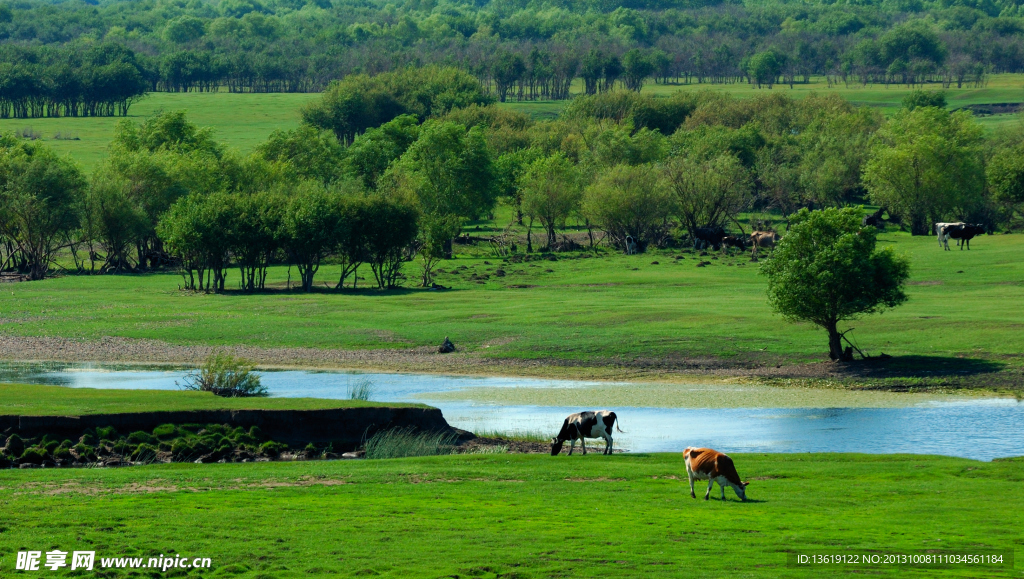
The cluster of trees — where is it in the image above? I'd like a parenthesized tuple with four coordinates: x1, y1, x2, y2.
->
(0, 0, 1019, 99)
(4, 67, 1024, 290)
(0, 44, 148, 118)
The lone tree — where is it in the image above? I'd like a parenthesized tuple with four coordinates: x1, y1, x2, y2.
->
(759, 207, 910, 361)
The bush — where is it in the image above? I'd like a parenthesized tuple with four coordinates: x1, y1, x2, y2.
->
(152, 424, 178, 439)
(79, 433, 96, 445)
(259, 441, 287, 457)
(20, 448, 46, 464)
(128, 431, 157, 445)
(96, 426, 118, 440)
(363, 428, 459, 459)
(2, 434, 24, 457)
(132, 444, 159, 462)
(52, 443, 72, 461)
(179, 353, 267, 397)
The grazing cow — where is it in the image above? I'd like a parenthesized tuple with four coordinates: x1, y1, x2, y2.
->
(749, 231, 779, 260)
(624, 235, 638, 255)
(945, 223, 985, 250)
(550, 410, 622, 456)
(862, 207, 886, 229)
(934, 222, 964, 250)
(683, 447, 749, 501)
(721, 235, 746, 250)
(693, 226, 727, 250)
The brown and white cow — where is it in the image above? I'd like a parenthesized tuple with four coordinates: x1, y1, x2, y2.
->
(683, 447, 749, 501)
(749, 231, 779, 260)
(550, 411, 622, 456)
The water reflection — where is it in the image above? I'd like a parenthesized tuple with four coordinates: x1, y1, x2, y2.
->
(0, 363, 1020, 460)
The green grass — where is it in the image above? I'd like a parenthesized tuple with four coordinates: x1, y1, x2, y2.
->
(0, 453, 1019, 578)
(0, 91, 317, 171)
(3, 230, 1023, 381)
(3, 74, 1021, 171)
(0, 383, 424, 416)
(504, 73, 1024, 126)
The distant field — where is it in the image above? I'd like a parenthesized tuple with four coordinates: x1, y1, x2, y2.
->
(0, 383, 420, 416)
(0, 75, 1020, 171)
(0, 92, 318, 170)
(3, 229, 1022, 384)
(0, 453, 1020, 578)
(505, 74, 1024, 127)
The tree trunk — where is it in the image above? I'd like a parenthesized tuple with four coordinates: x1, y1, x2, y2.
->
(826, 322, 851, 362)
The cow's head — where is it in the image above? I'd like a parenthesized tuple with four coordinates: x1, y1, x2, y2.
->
(735, 481, 750, 501)
(550, 438, 564, 456)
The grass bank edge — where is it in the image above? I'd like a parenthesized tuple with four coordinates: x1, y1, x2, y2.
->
(0, 383, 429, 416)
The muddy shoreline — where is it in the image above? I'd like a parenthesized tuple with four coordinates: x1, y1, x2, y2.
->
(1, 335, 1020, 390)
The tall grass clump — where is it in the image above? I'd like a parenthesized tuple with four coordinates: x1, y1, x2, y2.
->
(178, 353, 267, 397)
(346, 378, 374, 401)
(363, 427, 458, 459)
(474, 429, 550, 443)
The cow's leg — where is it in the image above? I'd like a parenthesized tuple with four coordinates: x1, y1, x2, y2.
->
(688, 475, 696, 499)
(720, 481, 726, 501)
(705, 479, 713, 500)
(603, 434, 612, 455)
(580, 437, 587, 455)
(568, 439, 575, 456)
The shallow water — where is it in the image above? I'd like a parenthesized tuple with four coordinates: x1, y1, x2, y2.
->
(1, 363, 1021, 460)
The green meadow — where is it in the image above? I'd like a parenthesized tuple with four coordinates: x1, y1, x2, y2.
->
(1, 75, 1021, 171)
(3, 228, 1022, 386)
(0, 92, 318, 171)
(0, 383, 420, 416)
(0, 453, 1020, 578)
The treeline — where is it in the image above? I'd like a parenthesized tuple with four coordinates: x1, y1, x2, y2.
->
(0, 0, 1018, 98)
(3, 67, 1024, 288)
(0, 44, 148, 119)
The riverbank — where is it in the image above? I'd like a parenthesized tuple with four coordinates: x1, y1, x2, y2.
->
(2, 334, 1021, 394)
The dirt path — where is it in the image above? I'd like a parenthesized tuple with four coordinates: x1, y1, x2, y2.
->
(0, 335, 1018, 388)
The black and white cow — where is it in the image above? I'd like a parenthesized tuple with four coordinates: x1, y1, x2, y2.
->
(945, 223, 985, 250)
(550, 410, 622, 456)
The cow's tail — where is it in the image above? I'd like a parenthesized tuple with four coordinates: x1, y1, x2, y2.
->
(614, 414, 624, 433)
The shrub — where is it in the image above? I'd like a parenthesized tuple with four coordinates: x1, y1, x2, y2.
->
(72, 443, 96, 461)
(52, 443, 72, 461)
(363, 428, 459, 459)
(248, 426, 265, 442)
(179, 354, 267, 397)
(2, 434, 24, 457)
(79, 433, 96, 445)
(259, 441, 287, 457)
(20, 448, 46, 464)
(128, 431, 157, 445)
(132, 444, 159, 462)
(96, 426, 118, 440)
(152, 424, 178, 439)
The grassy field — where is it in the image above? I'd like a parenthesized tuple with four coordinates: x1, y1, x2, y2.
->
(3, 229, 1022, 383)
(0, 383, 422, 416)
(0, 75, 1020, 171)
(506, 74, 1024, 126)
(0, 453, 1019, 578)
(0, 92, 318, 171)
